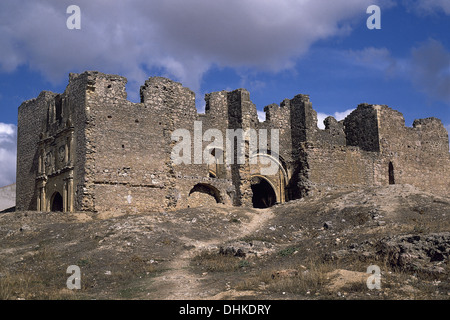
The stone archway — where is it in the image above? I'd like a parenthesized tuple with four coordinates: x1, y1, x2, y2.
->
(249, 151, 288, 204)
(50, 192, 63, 212)
(250, 176, 277, 208)
(187, 183, 222, 208)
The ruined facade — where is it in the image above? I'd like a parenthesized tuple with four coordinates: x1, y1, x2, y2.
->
(16, 71, 450, 214)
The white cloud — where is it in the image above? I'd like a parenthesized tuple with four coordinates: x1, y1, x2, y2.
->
(0, 0, 382, 101)
(0, 123, 15, 137)
(317, 109, 354, 129)
(334, 109, 355, 121)
(257, 111, 266, 122)
(0, 123, 17, 187)
(339, 40, 450, 106)
(317, 112, 329, 130)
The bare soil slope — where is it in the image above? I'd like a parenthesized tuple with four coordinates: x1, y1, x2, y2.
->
(0, 184, 449, 300)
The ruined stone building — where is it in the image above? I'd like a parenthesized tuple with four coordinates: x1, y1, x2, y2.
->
(16, 71, 450, 214)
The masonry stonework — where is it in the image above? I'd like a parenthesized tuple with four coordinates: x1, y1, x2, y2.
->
(16, 71, 450, 214)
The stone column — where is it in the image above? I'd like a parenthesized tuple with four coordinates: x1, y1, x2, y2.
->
(69, 178, 74, 212)
(37, 189, 41, 211)
(41, 186, 46, 211)
(68, 132, 74, 166)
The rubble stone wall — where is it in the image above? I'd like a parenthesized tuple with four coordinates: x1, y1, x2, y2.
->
(16, 70, 450, 214)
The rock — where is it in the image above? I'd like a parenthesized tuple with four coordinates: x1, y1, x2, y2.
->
(271, 269, 299, 279)
(325, 232, 450, 276)
(324, 249, 350, 261)
(323, 221, 333, 230)
(219, 240, 274, 258)
(375, 232, 450, 274)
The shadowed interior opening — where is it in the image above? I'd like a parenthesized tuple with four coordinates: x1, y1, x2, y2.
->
(51, 192, 63, 212)
(251, 177, 276, 208)
(389, 161, 395, 185)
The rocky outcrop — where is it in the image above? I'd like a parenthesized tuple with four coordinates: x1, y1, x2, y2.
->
(326, 232, 450, 275)
(219, 240, 274, 258)
(376, 232, 450, 274)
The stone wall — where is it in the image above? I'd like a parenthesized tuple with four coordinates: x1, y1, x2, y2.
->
(305, 145, 379, 195)
(343, 104, 381, 152)
(16, 70, 450, 215)
(16, 91, 56, 211)
(376, 106, 450, 196)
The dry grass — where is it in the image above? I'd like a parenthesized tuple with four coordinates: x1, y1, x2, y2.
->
(0, 271, 78, 300)
(0, 245, 81, 300)
(191, 251, 253, 272)
(235, 259, 338, 296)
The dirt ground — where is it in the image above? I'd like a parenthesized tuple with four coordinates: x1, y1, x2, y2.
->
(0, 184, 449, 300)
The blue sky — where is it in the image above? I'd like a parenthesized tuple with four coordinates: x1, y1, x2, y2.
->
(0, 0, 449, 187)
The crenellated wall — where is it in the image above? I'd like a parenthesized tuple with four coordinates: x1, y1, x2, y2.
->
(16, 71, 450, 214)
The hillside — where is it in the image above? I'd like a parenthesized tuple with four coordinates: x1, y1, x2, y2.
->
(0, 184, 449, 300)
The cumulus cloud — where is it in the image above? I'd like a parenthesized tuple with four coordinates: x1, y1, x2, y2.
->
(257, 111, 266, 122)
(317, 109, 354, 129)
(0, 0, 382, 101)
(0, 123, 17, 187)
(340, 39, 450, 106)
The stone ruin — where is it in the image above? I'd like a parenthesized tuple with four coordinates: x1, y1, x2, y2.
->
(15, 71, 450, 214)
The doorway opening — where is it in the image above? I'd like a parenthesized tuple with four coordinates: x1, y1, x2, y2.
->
(51, 192, 63, 212)
(389, 161, 395, 185)
(251, 176, 277, 208)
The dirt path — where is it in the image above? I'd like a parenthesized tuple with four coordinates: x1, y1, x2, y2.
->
(143, 208, 274, 300)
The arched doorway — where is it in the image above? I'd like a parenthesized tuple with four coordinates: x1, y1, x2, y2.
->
(389, 161, 395, 185)
(251, 176, 277, 208)
(249, 151, 288, 203)
(187, 183, 222, 207)
(51, 192, 63, 212)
